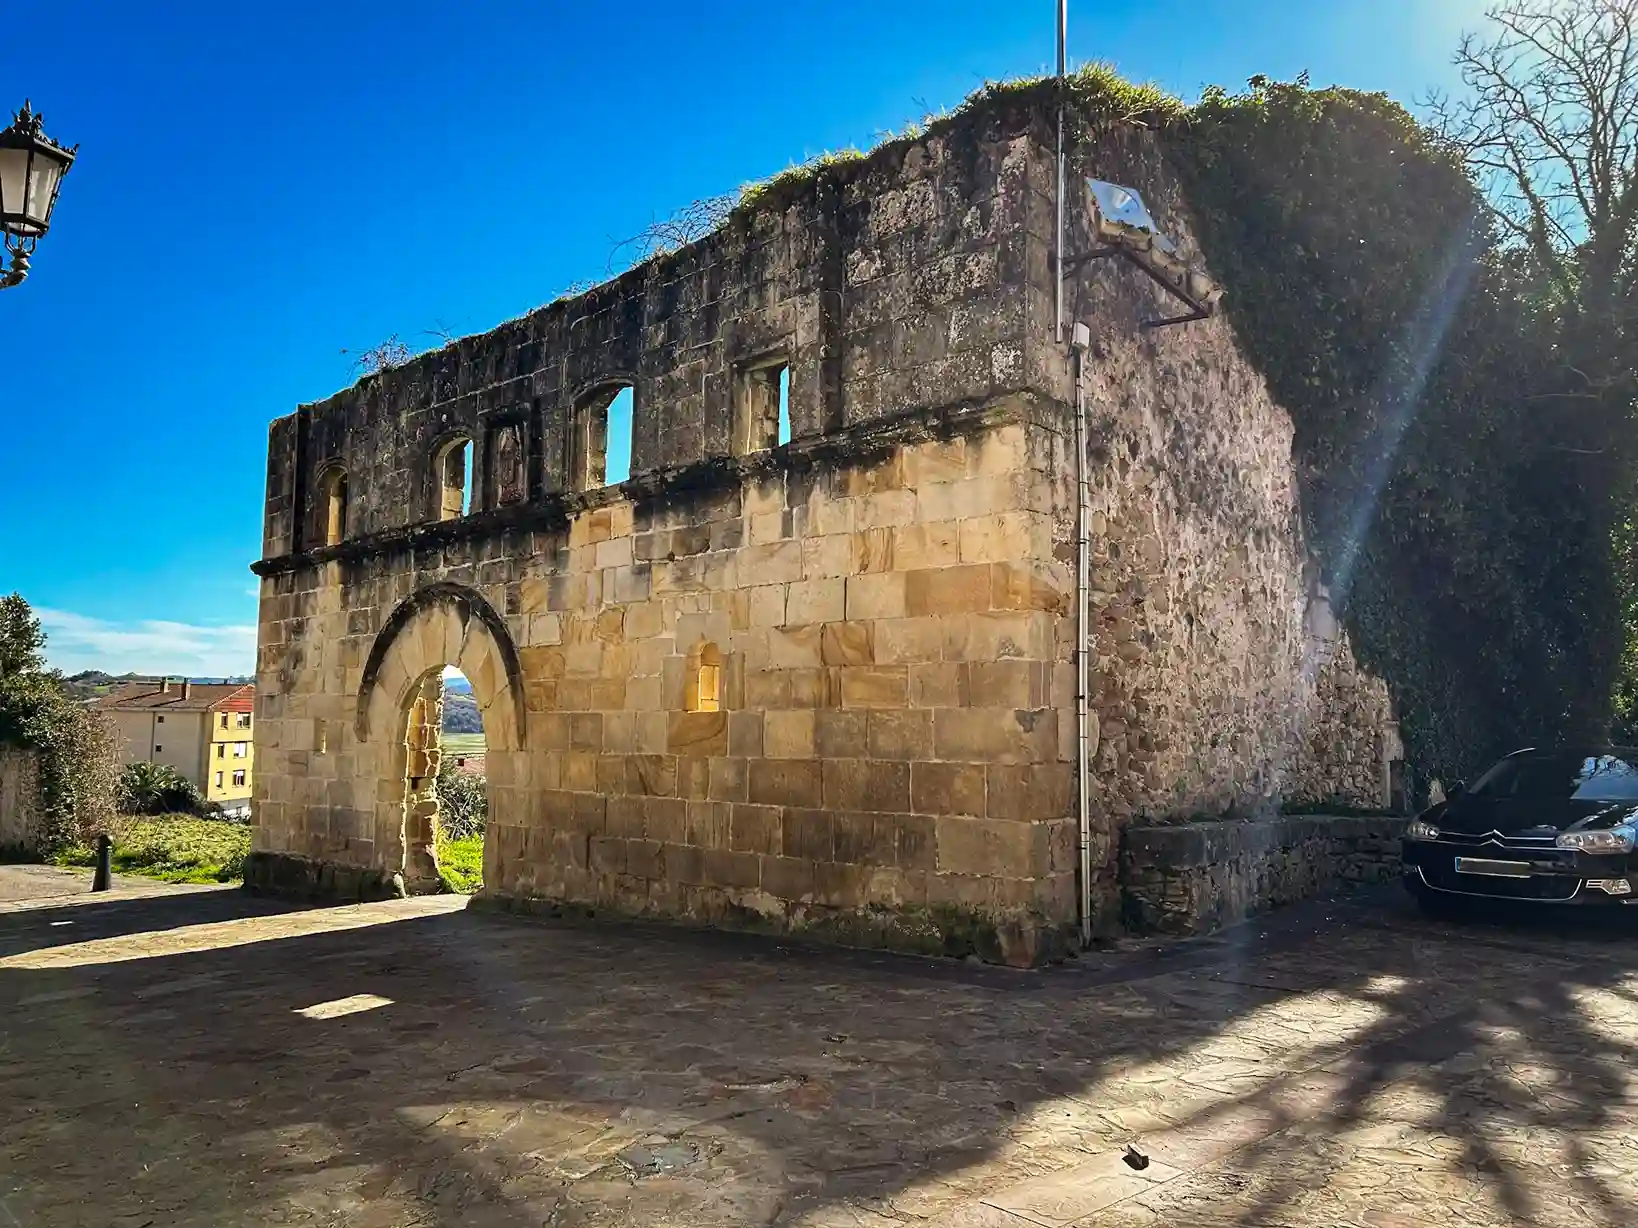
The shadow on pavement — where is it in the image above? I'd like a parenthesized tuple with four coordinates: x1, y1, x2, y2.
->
(0, 883, 1634, 1227)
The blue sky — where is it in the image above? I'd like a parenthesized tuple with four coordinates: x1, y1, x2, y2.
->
(1, 0, 1485, 676)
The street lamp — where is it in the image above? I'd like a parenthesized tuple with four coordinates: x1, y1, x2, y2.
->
(0, 100, 77, 289)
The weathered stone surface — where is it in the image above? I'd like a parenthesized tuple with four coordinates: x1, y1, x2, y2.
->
(1122, 813, 1409, 934)
(0, 747, 43, 856)
(4, 884, 1633, 1228)
(249, 93, 1399, 962)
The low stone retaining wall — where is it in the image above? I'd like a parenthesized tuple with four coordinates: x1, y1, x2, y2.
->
(1121, 813, 1407, 935)
(242, 851, 408, 903)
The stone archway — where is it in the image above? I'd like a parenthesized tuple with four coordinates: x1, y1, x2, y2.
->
(355, 583, 526, 893)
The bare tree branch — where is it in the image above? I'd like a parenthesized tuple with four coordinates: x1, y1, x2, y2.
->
(608, 194, 737, 272)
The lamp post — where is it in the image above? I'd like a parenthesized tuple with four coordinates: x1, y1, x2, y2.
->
(0, 100, 77, 289)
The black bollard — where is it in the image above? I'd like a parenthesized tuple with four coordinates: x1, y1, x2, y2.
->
(91, 833, 111, 892)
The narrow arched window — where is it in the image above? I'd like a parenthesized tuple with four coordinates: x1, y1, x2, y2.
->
(685, 642, 723, 713)
(321, 467, 348, 546)
(433, 436, 474, 521)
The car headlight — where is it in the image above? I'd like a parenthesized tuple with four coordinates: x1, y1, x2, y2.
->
(1556, 825, 1637, 854)
(1407, 819, 1440, 841)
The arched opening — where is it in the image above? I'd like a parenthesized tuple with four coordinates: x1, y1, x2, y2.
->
(685, 641, 723, 712)
(430, 666, 487, 893)
(356, 583, 526, 896)
(320, 466, 348, 546)
(571, 382, 634, 490)
(434, 436, 474, 520)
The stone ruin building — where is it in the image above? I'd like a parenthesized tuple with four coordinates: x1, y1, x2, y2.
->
(248, 92, 1402, 964)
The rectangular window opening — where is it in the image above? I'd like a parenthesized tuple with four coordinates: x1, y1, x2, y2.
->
(605, 386, 634, 485)
(697, 663, 721, 713)
(153, 745, 162, 753)
(777, 365, 791, 445)
(461, 442, 474, 515)
(735, 358, 790, 455)
(156, 715, 165, 724)
(215, 772, 224, 787)
(220, 714, 229, 729)
(573, 385, 634, 490)
(232, 770, 247, 787)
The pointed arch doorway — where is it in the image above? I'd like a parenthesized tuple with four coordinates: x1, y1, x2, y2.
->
(354, 583, 526, 894)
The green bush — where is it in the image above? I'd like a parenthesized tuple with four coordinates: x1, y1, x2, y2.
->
(435, 767, 487, 840)
(436, 832, 484, 895)
(0, 593, 118, 854)
(117, 761, 204, 816)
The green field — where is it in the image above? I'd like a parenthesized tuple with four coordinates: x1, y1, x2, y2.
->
(56, 816, 251, 884)
(442, 733, 486, 758)
(437, 832, 484, 894)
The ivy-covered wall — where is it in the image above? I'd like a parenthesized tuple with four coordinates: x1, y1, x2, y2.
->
(878, 68, 1627, 787)
(1159, 78, 1614, 785)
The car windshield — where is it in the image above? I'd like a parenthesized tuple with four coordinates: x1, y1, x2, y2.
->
(1468, 752, 1638, 802)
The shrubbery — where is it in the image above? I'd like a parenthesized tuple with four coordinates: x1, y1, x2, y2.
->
(117, 760, 204, 816)
(0, 594, 117, 854)
(435, 767, 486, 840)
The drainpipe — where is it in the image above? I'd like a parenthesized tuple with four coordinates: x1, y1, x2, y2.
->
(1070, 321, 1092, 946)
(1054, 0, 1067, 345)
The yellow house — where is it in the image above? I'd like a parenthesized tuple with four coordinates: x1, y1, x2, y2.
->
(95, 679, 256, 816)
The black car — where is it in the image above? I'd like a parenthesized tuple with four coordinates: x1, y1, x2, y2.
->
(1403, 746, 1638, 912)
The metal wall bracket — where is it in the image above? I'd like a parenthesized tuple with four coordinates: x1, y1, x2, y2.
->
(1061, 245, 1215, 330)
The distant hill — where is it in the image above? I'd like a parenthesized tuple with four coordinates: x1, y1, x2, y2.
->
(442, 688, 483, 733)
(60, 671, 254, 702)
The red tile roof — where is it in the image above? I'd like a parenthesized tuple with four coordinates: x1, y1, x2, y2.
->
(93, 682, 255, 713)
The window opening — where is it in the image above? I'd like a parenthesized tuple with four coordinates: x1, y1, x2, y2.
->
(734, 357, 790, 454)
(435, 437, 474, 521)
(321, 467, 348, 546)
(777, 365, 791, 445)
(232, 770, 246, 787)
(572, 383, 634, 490)
(685, 642, 724, 713)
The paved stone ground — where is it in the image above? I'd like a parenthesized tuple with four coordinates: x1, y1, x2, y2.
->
(2, 880, 1636, 1228)
(0, 863, 227, 910)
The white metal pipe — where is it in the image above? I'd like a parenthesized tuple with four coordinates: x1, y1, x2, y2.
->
(1055, 0, 1067, 344)
(1072, 336, 1092, 946)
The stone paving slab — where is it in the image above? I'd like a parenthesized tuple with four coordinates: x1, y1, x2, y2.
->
(0, 862, 228, 910)
(1, 886, 1635, 1226)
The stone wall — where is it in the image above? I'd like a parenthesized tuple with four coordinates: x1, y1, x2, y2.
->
(249, 96, 1399, 962)
(1021, 125, 1400, 926)
(0, 746, 43, 856)
(1121, 813, 1408, 935)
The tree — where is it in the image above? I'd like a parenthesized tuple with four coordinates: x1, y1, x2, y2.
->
(0, 592, 46, 679)
(117, 761, 203, 816)
(1431, 0, 1638, 736)
(0, 593, 117, 851)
